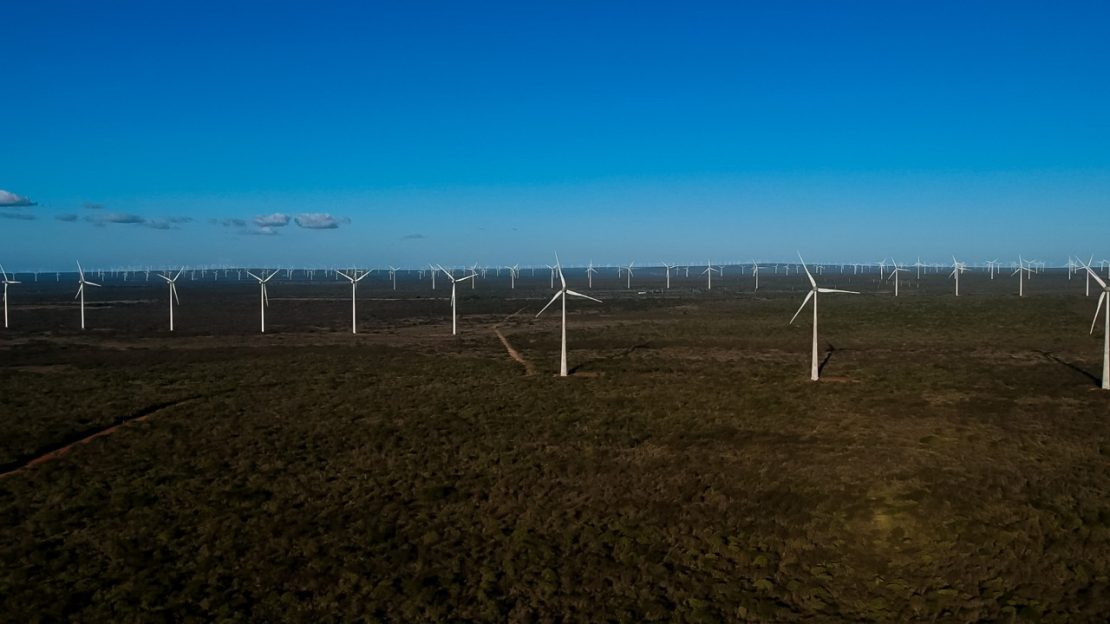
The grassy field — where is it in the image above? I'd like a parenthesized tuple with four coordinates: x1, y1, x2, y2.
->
(2, 268, 1109, 622)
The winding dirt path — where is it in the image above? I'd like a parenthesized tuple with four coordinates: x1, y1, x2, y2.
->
(0, 396, 201, 479)
(494, 328, 535, 376)
(492, 307, 536, 376)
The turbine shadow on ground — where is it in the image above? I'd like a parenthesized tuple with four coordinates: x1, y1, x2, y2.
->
(1036, 350, 1102, 387)
(818, 343, 836, 376)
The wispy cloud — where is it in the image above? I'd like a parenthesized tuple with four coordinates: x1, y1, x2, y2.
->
(0, 190, 36, 207)
(294, 213, 350, 229)
(210, 218, 248, 227)
(254, 213, 290, 227)
(402, 233, 428, 240)
(56, 213, 79, 222)
(83, 211, 193, 229)
(86, 212, 146, 226)
(0, 211, 36, 220)
(240, 225, 279, 236)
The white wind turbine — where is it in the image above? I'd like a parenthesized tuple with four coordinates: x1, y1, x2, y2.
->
(506, 264, 519, 289)
(624, 262, 634, 289)
(1, 264, 19, 329)
(1012, 257, 1032, 297)
(887, 259, 909, 296)
(245, 269, 278, 333)
(337, 269, 372, 334)
(157, 268, 183, 331)
(663, 263, 677, 289)
(701, 260, 720, 290)
(789, 253, 859, 381)
(1082, 262, 1110, 390)
(949, 257, 966, 296)
(75, 261, 101, 330)
(751, 261, 768, 292)
(546, 264, 557, 289)
(388, 266, 398, 291)
(586, 261, 598, 289)
(536, 253, 602, 377)
(437, 265, 476, 335)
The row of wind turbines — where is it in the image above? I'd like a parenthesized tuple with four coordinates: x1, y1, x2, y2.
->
(1, 256, 1108, 387)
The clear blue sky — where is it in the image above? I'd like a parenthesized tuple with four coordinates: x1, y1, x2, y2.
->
(2, 1, 1108, 269)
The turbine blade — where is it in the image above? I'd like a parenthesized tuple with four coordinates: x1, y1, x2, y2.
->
(789, 290, 815, 325)
(1093, 292, 1107, 335)
(797, 252, 816, 288)
(1085, 265, 1109, 289)
(74, 284, 83, 300)
(85, 281, 101, 287)
(76, 260, 84, 280)
(172, 284, 180, 305)
(245, 270, 261, 281)
(536, 290, 563, 317)
(566, 289, 602, 303)
(818, 288, 859, 294)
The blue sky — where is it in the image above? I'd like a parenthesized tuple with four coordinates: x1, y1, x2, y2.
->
(2, 1, 1108, 269)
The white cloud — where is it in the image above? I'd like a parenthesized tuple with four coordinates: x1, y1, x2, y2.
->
(254, 213, 291, 227)
(294, 213, 350, 229)
(0, 190, 35, 207)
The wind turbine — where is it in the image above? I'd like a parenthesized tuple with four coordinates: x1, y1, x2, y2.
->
(887, 259, 909, 296)
(752, 262, 764, 292)
(245, 269, 278, 333)
(586, 261, 598, 289)
(789, 253, 859, 381)
(536, 253, 602, 377)
(437, 265, 476, 335)
(1077, 262, 1110, 389)
(624, 262, 634, 289)
(337, 269, 372, 334)
(1012, 257, 1032, 297)
(157, 268, 183, 331)
(75, 261, 101, 330)
(701, 260, 720, 290)
(949, 257, 966, 296)
(546, 264, 557, 289)
(506, 264, 519, 289)
(388, 266, 398, 291)
(663, 263, 677, 289)
(1, 264, 19, 329)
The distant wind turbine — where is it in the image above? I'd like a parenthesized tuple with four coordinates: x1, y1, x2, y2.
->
(245, 269, 278, 333)
(1, 264, 18, 329)
(887, 259, 909, 296)
(75, 261, 101, 330)
(437, 265, 476, 335)
(701, 260, 720, 290)
(949, 257, 966, 297)
(536, 253, 602, 377)
(790, 253, 859, 381)
(157, 268, 184, 331)
(1012, 257, 1032, 297)
(337, 269, 372, 334)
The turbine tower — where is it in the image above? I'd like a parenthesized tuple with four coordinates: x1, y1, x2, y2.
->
(337, 269, 372, 334)
(536, 253, 602, 377)
(245, 269, 278, 333)
(437, 265, 476, 335)
(1, 264, 19, 328)
(1082, 262, 1110, 390)
(790, 253, 859, 381)
(75, 261, 101, 330)
(157, 268, 183, 331)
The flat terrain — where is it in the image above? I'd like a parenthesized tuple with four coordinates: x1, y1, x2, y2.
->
(2, 267, 1109, 622)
